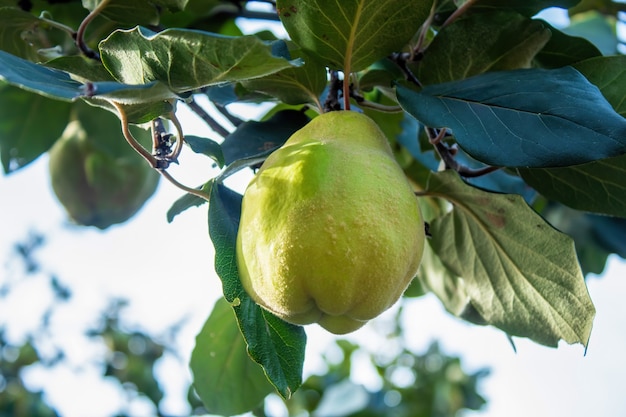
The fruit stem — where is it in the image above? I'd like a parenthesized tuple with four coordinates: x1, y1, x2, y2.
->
(343, 74, 351, 110)
(76, 0, 112, 60)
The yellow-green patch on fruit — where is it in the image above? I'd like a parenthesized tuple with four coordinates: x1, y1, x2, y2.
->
(236, 111, 425, 334)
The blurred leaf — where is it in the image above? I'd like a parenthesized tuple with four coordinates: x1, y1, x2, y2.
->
(519, 154, 626, 217)
(0, 7, 48, 60)
(208, 182, 306, 399)
(396, 67, 626, 168)
(0, 85, 72, 173)
(100, 27, 301, 92)
(276, 0, 433, 72)
(221, 109, 310, 164)
(424, 170, 595, 347)
(190, 297, 273, 415)
(417, 11, 551, 85)
(563, 11, 618, 55)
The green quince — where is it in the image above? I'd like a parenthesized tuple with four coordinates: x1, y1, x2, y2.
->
(48, 118, 159, 229)
(236, 111, 425, 334)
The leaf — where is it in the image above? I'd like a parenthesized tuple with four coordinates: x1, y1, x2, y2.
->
(190, 297, 274, 416)
(0, 85, 72, 173)
(184, 135, 224, 167)
(0, 7, 47, 60)
(166, 180, 212, 223)
(241, 48, 327, 108)
(82, 0, 188, 26)
(396, 67, 626, 168)
(99, 27, 301, 93)
(574, 55, 626, 118)
(208, 182, 306, 399)
(416, 11, 552, 85)
(563, 11, 618, 56)
(533, 21, 601, 68)
(0, 49, 83, 100)
(276, 0, 433, 73)
(221, 109, 310, 165)
(424, 170, 595, 347)
(519, 154, 626, 217)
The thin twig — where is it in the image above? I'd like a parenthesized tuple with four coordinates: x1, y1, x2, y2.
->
(158, 170, 211, 202)
(186, 98, 230, 138)
(390, 52, 422, 87)
(215, 104, 244, 127)
(426, 127, 500, 178)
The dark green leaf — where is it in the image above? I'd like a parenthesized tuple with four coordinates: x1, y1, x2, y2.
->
(276, 0, 433, 72)
(533, 21, 601, 68)
(417, 11, 551, 85)
(45, 56, 117, 82)
(184, 135, 224, 167)
(574, 55, 626, 118)
(221, 110, 309, 165)
(397, 67, 626, 168)
(190, 297, 273, 416)
(208, 182, 306, 399)
(519, 154, 626, 217)
(166, 180, 212, 223)
(241, 48, 327, 108)
(100, 27, 301, 93)
(425, 170, 595, 347)
(0, 85, 72, 173)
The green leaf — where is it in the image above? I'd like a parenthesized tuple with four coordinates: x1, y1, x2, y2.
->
(184, 135, 224, 167)
(519, 154, 626, 217)
(0, 84, 72, 173)
(82, 0, 188, 26)
(533, 21, 601, 68)
(0, 49, 83, 100)
(396, 67, 626, 168)
(424, 170, 595, 347)
(190, 297, 274, 416)
(99, 27, 301, 93)
(0, 7, 47, 60)
(208, 182, 306, 399)
(563, 11, 618, 56)
(221, 109, 310, 165)
(276, 0, 433, 73)
(574, 55, 626, 118)
(416, 11, 551, 85)
(241, 48, 327, 108)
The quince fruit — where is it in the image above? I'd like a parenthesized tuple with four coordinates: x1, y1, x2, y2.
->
(48, 119, 159, 229)
(236, 111, 424, 334)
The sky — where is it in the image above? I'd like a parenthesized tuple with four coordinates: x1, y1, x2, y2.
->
(1, 6, 626, 417)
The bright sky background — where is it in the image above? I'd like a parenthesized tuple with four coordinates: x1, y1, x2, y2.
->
(1, 6, 626, 417)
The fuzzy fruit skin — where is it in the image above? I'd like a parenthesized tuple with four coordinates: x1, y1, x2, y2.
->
(236, 111, 425, 334)
(49, 121, 159, 229)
